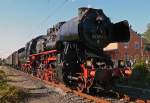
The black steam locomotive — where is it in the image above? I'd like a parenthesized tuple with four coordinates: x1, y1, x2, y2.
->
(6, 7, 131, 92)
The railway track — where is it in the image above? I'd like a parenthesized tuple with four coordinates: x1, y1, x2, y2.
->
(40, 76, 150, 103)
(1, 66, 150, 103)
(30, 71, 139, 103)
(115, 84, 150, 102)
(31, 75, 110, 103)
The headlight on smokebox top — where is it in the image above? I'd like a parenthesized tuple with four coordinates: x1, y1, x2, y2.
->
(86, 60, 92, 67)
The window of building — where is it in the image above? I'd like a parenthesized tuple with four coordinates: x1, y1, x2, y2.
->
(134, 42, 140, 49)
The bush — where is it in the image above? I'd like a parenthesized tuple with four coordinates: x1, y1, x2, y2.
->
(0, 70, 26, 103)
(0, 70, 5, 74)
(127, 59, 150, 88)
(0, 85, 25, 103)
(0, 70, 7, 87)
(133, 61, 149, 77)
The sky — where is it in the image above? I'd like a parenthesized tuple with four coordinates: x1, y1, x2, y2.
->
(0, 0, 150, 58)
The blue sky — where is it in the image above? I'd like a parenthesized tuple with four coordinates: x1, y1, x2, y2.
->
(0, 0, 150, 58)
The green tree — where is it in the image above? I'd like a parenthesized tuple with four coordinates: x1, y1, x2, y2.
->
(143, 23, 150, 51)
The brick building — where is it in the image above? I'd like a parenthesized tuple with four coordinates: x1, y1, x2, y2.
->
(103, 29, 144, 63)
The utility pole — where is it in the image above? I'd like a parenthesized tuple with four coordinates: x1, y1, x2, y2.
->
(140, 35, 143, 57)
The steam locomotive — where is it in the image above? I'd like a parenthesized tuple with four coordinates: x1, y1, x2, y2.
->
(5, 7, 132, 92)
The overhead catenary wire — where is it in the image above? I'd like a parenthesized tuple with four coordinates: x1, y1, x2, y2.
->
(40, 0, 70, 26)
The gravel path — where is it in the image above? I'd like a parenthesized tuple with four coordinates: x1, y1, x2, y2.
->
(0, 66, 64, 103)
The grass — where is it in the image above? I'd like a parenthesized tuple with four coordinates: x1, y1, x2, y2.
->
(0, 70, 26, 103)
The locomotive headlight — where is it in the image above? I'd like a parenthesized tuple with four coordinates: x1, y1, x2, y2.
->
(124, 67, 132, 77)
(96, 62, 101, 66)
(90, 70, 96, 77)
(86, 60, 92, 67)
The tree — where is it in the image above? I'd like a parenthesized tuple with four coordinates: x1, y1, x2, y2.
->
(143, 23, 150, 51)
